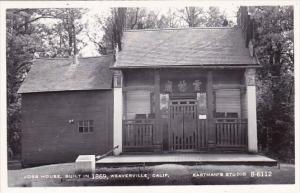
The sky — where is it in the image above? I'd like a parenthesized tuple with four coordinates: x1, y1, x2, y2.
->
(78, 6, 239, 57)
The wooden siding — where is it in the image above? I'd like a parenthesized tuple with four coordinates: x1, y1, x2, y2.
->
(213, 70, 243, 86)
(123, 69, 154, 87)
(21, 90, 113, 166)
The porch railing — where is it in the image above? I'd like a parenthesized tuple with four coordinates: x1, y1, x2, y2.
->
(123, 119, 156, 151)
(123, 118, 248, 152)
(215, 119, 248, 148)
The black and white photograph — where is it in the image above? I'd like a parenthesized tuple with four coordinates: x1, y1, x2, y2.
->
(0, 0, 298, 192)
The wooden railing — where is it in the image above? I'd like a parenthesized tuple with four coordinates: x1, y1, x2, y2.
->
(123, 118, 248, 152)
(215, 119, 247, 148)
(196, 119, 208, 149)
(123, 119, 156, 151)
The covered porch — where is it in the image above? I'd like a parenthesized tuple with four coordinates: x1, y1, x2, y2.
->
(113, 68, 257, 154)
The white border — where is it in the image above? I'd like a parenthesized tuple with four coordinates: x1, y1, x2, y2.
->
(0, 1, 299, 193)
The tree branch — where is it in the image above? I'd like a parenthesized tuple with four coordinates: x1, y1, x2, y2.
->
(16, 15, 58, 32)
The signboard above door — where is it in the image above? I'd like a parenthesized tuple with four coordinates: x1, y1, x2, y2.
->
(160, 77, 207, 94)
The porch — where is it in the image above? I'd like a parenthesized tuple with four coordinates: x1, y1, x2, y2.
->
(113, 68, 258, 154)
(96, 153, 277, 166)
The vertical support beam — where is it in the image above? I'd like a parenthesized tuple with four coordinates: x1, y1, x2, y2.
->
(113, 70, 123, 155)
(154, 70, 161, 151)
(206, 71, 215, 149)
(245, 68, 258, 152)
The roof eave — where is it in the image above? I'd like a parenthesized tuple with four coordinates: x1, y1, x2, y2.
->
(18, 88, 113, 94)
(110, 64, 261, 70)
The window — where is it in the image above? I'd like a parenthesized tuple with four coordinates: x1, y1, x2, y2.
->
(78, 120, 94, 133)
(215, 112, 226, 118)
(226, 112, 238, 118)
(214, 89, 241, 122)
(125, 90, 154, 119)
(215, 89, 241, 118)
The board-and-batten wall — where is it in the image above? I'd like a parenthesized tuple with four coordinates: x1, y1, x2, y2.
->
(21, 90, 113, 166)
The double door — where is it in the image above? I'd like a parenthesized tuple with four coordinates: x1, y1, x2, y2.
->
(169, 99, 207, 151)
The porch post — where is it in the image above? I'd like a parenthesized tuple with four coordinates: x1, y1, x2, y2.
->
(154, 70, 162, 151)
(206, 70, 215, 149)
(113, 70, 123, 155)
(245, 68, 258, 152)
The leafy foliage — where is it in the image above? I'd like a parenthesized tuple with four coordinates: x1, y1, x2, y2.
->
(6, 9, 44, 157)
(251, 6, 294, 162)
(6, 8, 86, 158)
(91, 7, 232, 55)
(35, 8, 88, 57)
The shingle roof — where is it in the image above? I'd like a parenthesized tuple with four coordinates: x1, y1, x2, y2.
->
(114, 27, 258, 68)
(18, 55, 113, 93)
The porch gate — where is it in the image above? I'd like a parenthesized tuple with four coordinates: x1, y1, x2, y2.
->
(169, 99, 208, 151)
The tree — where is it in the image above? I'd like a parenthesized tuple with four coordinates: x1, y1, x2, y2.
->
(206, 7, 227, 27)
(177, 7, 206, 27)
(6, 9, 45, 157)
(6, 8, 87, 158)
(86, 15, 108, 55)
(90, 8, 127, 55)
(36, 8, 87, 57)
(125, 8, 142, 29)
(157, 9, 180, 28)
(250, 6, 294, 162)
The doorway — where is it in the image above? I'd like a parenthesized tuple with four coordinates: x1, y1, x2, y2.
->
(169, 98, 199, 151)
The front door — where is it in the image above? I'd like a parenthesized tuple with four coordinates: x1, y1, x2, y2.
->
(169, 99, 198, 151)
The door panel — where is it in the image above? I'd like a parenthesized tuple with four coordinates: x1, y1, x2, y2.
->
(169, 99, 202, 151)
(183, 102, 197, 149)
(169, 104, 184, 150)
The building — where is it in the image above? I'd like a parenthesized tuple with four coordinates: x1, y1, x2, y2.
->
(112, 26, 259, 155)
(18, 12, 260, 166)
(18, 56, 114, 165)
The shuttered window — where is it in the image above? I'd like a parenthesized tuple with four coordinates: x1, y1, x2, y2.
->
(215, 89, 241, 118)
(126, 90, 152, 119)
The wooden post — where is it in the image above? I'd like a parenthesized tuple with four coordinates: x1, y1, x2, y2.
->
(154, 70, 162, 151)
(113, 70, 123, 155)
(245, 68, 258, 152)
(206, 71, 215, 149)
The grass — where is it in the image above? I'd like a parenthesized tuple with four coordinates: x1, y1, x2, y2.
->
(8, 163, 295, 187)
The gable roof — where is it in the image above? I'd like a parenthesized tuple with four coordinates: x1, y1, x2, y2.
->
(113, 27, 258, 69)
(18, 55, 113, 94)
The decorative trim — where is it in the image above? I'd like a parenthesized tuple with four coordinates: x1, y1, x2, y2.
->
(113, 70, 122, 88)
(123, 85, 155, 92)
(213, 85, 246, 90)
(245, 68, 256, 86)
(248, 40, 254, 57)
(111, 65, 261, 70)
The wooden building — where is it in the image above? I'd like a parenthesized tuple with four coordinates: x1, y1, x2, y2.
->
(112, 26, 259, 156)
(18, 56, 114, 166)
(19, 20, 260, 165)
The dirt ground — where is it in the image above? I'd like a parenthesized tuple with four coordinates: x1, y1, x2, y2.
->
(7, 163, 295, 187)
